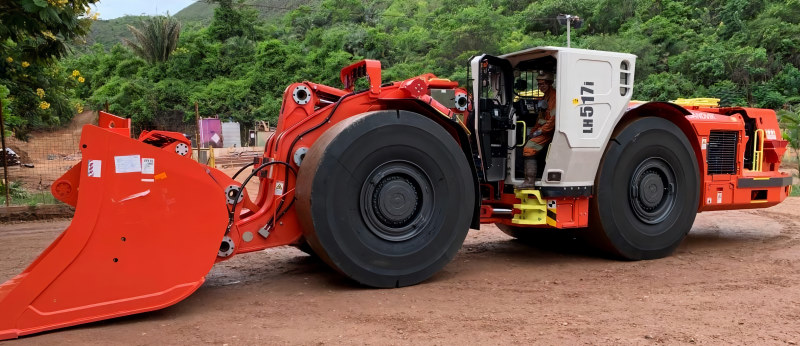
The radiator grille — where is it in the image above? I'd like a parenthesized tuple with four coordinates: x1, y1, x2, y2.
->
(707, 131, 738, 175)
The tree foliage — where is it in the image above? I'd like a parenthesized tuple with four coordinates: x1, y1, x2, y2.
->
(0, 0, 97, 63)
(779, 108, 800, 173)
(122, 16, 182, 64)
(1, 0, 99, 138)
(6, 0, 800, 140)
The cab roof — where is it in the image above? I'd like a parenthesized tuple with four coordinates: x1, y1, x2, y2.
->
(500, 46, 636, 66)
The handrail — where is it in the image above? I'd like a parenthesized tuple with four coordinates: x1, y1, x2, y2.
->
(516, 121, 527, 147)
(752, 129, 765, 172)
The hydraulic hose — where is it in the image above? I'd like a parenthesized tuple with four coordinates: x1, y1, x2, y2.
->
(272, 91, 357, 226)
(226, 160, 297, 234)
(232, 161, 255, 179)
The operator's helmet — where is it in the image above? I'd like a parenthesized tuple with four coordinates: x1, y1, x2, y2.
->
(536, 72, 555, 82)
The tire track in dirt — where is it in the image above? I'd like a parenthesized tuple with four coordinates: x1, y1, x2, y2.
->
(0, 198, 798, 344)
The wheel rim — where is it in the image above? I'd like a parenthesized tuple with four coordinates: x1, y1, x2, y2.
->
(360, 161, 434, 242)
(628, 157, 677, 226)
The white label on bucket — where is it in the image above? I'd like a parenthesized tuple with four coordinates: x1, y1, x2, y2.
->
(87, 160, 101, 177)
(141, 158, 155, 174)
(115, 155, 141, 173)
(275, 181, 284, 196)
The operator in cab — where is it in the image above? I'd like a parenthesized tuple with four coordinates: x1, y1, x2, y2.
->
(520, 71, 556, 188)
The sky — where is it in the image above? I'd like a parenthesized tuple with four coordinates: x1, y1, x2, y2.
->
(92, 0, 198, 20)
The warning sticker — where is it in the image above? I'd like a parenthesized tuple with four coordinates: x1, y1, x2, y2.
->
(141, 158, 155, 174)
(701, 137, 707, 150)
(87, 160, 102, 177)
(716, 191, 723, 204)
(274, 181, 284, 196)
(115, 155, 142, 173)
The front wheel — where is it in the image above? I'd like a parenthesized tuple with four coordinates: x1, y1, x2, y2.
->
(296, 110, 475, 288)
(589, 117, 700, 260)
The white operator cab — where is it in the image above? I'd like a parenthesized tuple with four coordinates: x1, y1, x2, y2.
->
(470, 47, 636, 195)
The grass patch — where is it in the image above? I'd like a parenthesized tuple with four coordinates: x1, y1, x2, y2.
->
(792, 185, 800, 197)
(1, 181, 59, 206)
(13, 192, 59, 206)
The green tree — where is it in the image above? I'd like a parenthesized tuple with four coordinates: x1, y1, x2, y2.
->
(0, 85, 17, 138)
(778, 108, 800, 174)
(57, 0, 800, 139)
(635, 72, 699, 101)
(0, 0, 97, 63)
(1, 0, 97, 138)
(123, 16, 182, 64)
(207, 0, 262, 41)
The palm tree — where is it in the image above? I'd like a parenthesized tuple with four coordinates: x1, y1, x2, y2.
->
(123, 16, 182, 64)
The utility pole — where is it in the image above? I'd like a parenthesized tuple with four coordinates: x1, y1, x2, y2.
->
(194, 102, 200, 161)
(0, 101, 10, 206)
(567, 14, 572, 48)
(557, 14, 583, 48)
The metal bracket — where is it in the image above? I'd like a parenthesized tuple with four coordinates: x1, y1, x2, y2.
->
(225, 185, 244, 205)
(258, 225, 271, 239)
(218, 236, 235, 257)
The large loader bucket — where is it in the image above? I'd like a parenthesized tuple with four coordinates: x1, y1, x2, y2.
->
(0, 124, 229, 340)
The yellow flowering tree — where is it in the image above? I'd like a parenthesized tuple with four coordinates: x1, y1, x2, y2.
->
(0, 0, 99, 138)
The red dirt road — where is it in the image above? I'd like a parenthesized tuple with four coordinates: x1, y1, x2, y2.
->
(2, 198, 800, 345)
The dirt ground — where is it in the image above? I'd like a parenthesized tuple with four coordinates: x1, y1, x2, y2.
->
(1, 199, 799, 345)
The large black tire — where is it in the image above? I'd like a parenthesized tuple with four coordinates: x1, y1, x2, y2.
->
(295, 110, 475, 288)
(589, 117, 700, 260)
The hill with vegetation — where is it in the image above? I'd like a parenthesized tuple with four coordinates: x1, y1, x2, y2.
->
(86, 16, 148, 48)
(175, 0, 311, 23)
(23, 0, 800, 142)
(173, 1, 217, 23)
(85, 1, 313, 51)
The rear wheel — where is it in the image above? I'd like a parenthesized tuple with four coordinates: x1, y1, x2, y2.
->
(296, 110, 475, 288)
(589, 117, 700, 260)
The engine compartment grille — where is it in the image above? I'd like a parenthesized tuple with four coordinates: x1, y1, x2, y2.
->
(707, 130, 738, 175)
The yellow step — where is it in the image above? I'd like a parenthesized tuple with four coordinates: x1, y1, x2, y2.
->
(512, 189, 547, 225)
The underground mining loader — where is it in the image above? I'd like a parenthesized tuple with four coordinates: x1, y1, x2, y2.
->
(0, 47, 791, 339)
